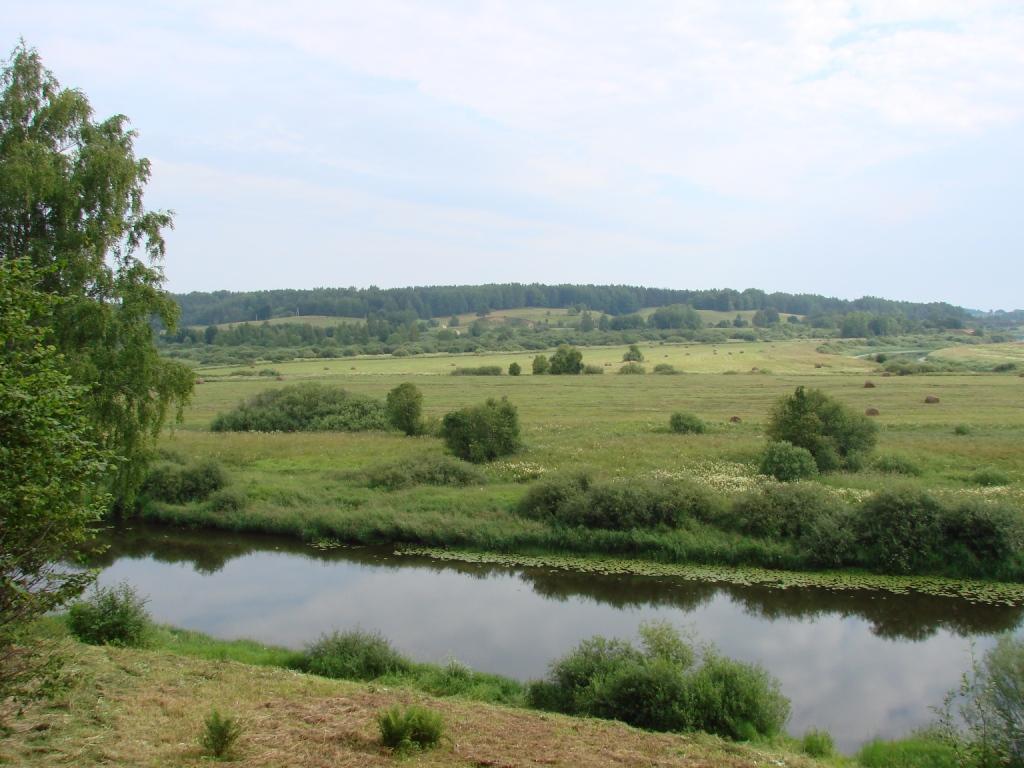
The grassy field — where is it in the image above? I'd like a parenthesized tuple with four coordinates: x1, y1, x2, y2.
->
(928, 341, 1024, 366)
(135, 338, 1024, 580)
(0, 633, 829, 767)
(197, 314, 365, 331)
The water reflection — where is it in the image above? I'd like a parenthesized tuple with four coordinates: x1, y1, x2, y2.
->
(86, 523, 1024, 752)
(87, 524, 1024, 641)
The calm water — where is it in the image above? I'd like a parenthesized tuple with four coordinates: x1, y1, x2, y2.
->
(89, 524, 1024, 753)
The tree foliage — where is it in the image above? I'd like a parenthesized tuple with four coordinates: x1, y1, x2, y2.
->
(0, 43, 193, 505)
(548, 344, 583, 375)
(0, 259, 108, 705)
(441, 397, 522, 463)
(766, 386, 877, 471)
(385, 382, 423, 436)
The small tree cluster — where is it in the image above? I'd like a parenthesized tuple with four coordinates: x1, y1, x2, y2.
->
(441, 397, 522, 462)
(766, 386, 877, 471)
(386, 383, 423, 435)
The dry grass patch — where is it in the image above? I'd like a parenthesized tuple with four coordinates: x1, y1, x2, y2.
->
(1, 643, 825, 768)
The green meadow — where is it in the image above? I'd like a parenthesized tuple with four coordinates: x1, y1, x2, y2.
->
(146, 338, 1024, 576)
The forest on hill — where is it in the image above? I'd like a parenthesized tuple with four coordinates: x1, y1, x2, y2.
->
(174, 283, 971, 328)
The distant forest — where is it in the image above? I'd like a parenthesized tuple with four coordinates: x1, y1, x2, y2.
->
(174, 283, 972, 328)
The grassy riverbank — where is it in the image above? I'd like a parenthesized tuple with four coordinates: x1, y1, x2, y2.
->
(138, 340, 1024, 586)
(1, 626, 831, 768)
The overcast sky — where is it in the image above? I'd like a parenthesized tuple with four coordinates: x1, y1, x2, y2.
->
(6, 2, 1023, 309)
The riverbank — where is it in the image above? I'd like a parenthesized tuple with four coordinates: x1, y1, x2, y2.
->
(1, 628, 830, 768)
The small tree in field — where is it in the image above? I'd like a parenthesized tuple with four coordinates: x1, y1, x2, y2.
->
(508, 362, 522, 376)
(441, 398, 521, 463)
(548, 345, 583, 375)
(385, 382, 423, 436)
(622, 344, 644, 362)
(766, 386, 876, 471)
(532, 354, 550, 375)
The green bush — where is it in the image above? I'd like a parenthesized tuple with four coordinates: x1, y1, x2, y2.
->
(451, 365, 503, 376)
(758, 441, 818, 482)
(206, 486, 248, 513)
(67, 582, 151, 647)
(872, 453, 923, 476)
(669, 412, 706, 434)
(728, 483, 833, 540)
(210, 383, 388, 432)
(377, 705, 444, 752)
(300, 629, 412, 680)
(939, 500, 1022, 578)
(618, 362, 646, 375)
(518, 475, 722, 531)
(441, 397, 521, 463)
(767, 386, 877, 471)
(622, 344, 644, 362)
(582, 364, 605, 374)
(548, 345, 583, 375)
(857, 737, 958, 768)
(362, 455, 485, 490)
(200, 708, 243, 759)
(953, 423, 972, 436)
(531, 354, 549, 375)
(854, 488, 944, 574)
(528, 623, 789, 741)
(508, 361, 522, 376)
(653, 363, 679, 374)
(970, 467, 1011, 486)
(516, 472, 592, 520)
(142, 458, 227, 504)
(800, 729, 834, 758)
(687, 651, 790, 740)
(385, 382, 423, 435)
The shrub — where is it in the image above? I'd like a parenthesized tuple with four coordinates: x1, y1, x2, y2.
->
(622, 344, 644, 362)
(378, 705, 445, 752)
(528, 623, 788, 741)
(200, 709, 243, 759)
(582, 364, 604, 374)
(142, 458, 227, 504)
(728, 483, 833, 540)
(939, 500, 1022, 577)
(766, 386, 877, 471)
(67, 582, 151, 647)
(385, 382, 423, 435)
(206, 486, 248, 513)
(441, 397, 522, 463)
(516, 472, 592, 520)
(548, 345, 583, 375)
(758, 441, 817, 482)
(618, 362, 645, 374)
(451, 365, 503, 376)
(508, 361, 521, 376)
(854, 488, 943, 574)
(531, 354, 549, 375)
(362, 455, 485, 490)
(970, 467, 1011, 486)
(300, 629, 411, 680)
(669, 412, 706, 434)
(953, 424, 972, 436)
(993, 362, 1018, 372)
(521, 478, 719, 531)
(801, 729, 835, 758)
(210, 383, 388, 432)
(872, 453, 923, 476)
(687, 651, 790, 740)
(653, 363, 679, 374)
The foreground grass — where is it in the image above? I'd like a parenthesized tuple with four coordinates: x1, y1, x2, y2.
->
(0, 635, 831, 768)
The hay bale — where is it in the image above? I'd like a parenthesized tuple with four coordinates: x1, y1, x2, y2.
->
(275, 375, 285, 381)
(864, 381, 876, 388)
(729, 416, 742, 423)
(881, 372, 892, 377)
(924, 395, 940, 404)
(814, 363, 823, 369)
(865, 408, 880, 416)
(195, 377, 205, 385)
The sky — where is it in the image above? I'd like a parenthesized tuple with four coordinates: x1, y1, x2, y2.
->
(5, 1, 1024, 309)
